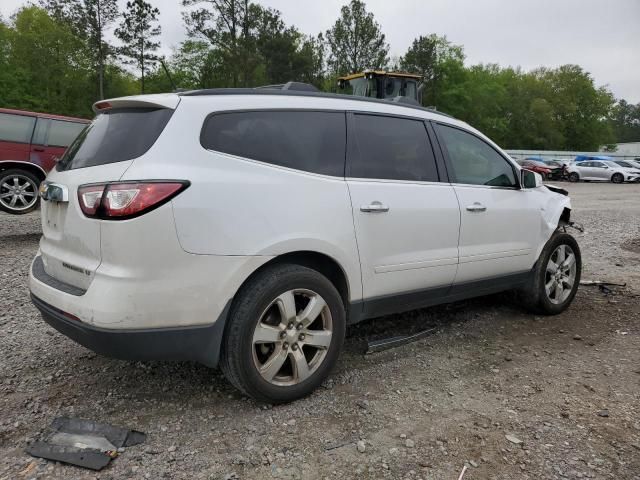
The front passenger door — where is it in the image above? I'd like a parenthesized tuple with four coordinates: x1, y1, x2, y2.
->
(590, 161, 608, 180)
(433, 123, 541, 286)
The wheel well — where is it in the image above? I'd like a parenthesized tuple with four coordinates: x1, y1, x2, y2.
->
(236, 251, 350, 310)
(0, 162, 47, 182)
(559, 207, 571, 227)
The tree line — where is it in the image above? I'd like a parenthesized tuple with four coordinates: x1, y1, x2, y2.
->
(1, 0, 638, 151)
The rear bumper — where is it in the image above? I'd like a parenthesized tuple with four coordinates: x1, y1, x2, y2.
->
(31, 294, 228, 367)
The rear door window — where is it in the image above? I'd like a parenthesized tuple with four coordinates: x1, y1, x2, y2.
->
(349, 114, 439, 182)
(200, 110, 346, 177)
(48, 120, 86, 147)
(0, 112, 36, 143)
(57, 108, 173, 171)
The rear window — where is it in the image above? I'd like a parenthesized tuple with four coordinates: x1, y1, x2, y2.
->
(0, 112, 35, 143)
(57, 108, 173, 171)
(200, 110, 346, 176)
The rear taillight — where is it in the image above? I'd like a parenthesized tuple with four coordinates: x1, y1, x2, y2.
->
(77, 181, 189, 220)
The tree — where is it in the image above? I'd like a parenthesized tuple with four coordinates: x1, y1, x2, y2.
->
(2, 6, 93, 116)
(181, 1, 323, 88)
(326, 0, 389, 75)
(115, 0, 161, 94)
(608, 100, 640, 143)
(400, 34, 464, 107)
(538, 65, 615, 150)
(182, 0, 252, 87)
(40, 0, 119, 100)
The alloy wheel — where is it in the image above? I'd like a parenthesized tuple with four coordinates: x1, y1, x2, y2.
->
(252, 289, 333, 386)
(545, 244, 577, 305)
(0, 174, 38, 212)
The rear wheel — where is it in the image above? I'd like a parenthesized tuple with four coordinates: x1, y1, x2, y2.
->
(520, 232, 581, 315)
(220, 264, 345, 403)
(611, 173, 624, 184)
(0, 169, 41, 214)
(568, 172, 579, 183)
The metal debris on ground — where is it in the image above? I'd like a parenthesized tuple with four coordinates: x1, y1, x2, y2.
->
(26, 417, 146, 470)
(565, 221, 585, 233)
(580, 280, 627, 287)
(366, 327, 436, 354)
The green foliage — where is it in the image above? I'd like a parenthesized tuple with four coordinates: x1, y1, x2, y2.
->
(400, 34, 464, 107)
(398, 35, 617, 150)
(115, 0, 161, 93)
(607, 100, 640, 144)
(326, 0, 389, 75)
(1, 6, 93, 116)
(39, 0, 118, 99)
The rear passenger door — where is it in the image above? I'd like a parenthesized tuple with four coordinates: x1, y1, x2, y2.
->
(346, 113, 460, 313)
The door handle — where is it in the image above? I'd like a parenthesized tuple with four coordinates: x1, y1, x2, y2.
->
(466, 202, 487, 212)
(360, 201, 389, 213)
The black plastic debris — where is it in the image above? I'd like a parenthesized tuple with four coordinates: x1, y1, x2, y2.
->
(26, 417, 146, 470)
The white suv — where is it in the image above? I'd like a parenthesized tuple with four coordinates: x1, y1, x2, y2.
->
(29, 89, 581, 403)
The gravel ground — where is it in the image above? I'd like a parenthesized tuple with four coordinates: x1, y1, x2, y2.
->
(1, 182, 639, 480)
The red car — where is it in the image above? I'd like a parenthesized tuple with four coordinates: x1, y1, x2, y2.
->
(522, 159, 552, 179)
(0, 108, 89, 214)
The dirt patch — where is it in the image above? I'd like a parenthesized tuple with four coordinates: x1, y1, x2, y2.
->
(622, 237, 640, 254)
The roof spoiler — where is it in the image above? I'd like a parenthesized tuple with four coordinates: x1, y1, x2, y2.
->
(92, 94, 180, 113)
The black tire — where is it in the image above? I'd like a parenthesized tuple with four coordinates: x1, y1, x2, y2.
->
(611, 173, 624, 184)
(0, 169, 41, 214)
(568, 172, 579, 183)
(520, 231, 581, 315)
(220, 263, 346, 403)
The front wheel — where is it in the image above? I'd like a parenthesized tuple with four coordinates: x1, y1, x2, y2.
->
(220, 264, 346, 403)
(520, 232, 581, 315)
(611, 173, 624, 184)
(568, 172, 579, 183)
(0, 169, 41, 214)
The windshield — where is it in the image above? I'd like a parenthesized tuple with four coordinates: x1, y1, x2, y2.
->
(382, 78, 418, 99)
(57, 107, 173, 171)
(340, 77, 372, 97)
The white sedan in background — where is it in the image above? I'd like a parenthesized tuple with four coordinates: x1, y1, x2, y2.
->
(567, 160, 640, 183)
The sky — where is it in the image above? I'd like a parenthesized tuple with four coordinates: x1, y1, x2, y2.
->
(1, 0, 639, 103)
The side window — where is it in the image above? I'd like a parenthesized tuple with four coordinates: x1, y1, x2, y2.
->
(435, 124, 517, 187)
(0, 113, 36, 143)
(32, 118, 51, 145)
(350, 114, 438, 182)
(47, 120, 86, 148)
(201, 111, 346, 176)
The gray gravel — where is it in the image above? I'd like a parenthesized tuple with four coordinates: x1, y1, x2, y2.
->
(1, 182, 639, 479)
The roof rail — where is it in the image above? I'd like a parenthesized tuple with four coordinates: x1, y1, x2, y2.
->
(254, 82, 319, 92)
(178, 88, 453, 119)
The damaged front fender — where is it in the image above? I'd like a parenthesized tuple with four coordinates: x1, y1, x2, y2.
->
(535, 186, 573, 258)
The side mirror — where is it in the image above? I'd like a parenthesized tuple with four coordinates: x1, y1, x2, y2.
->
(521, 169, 543, 189)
